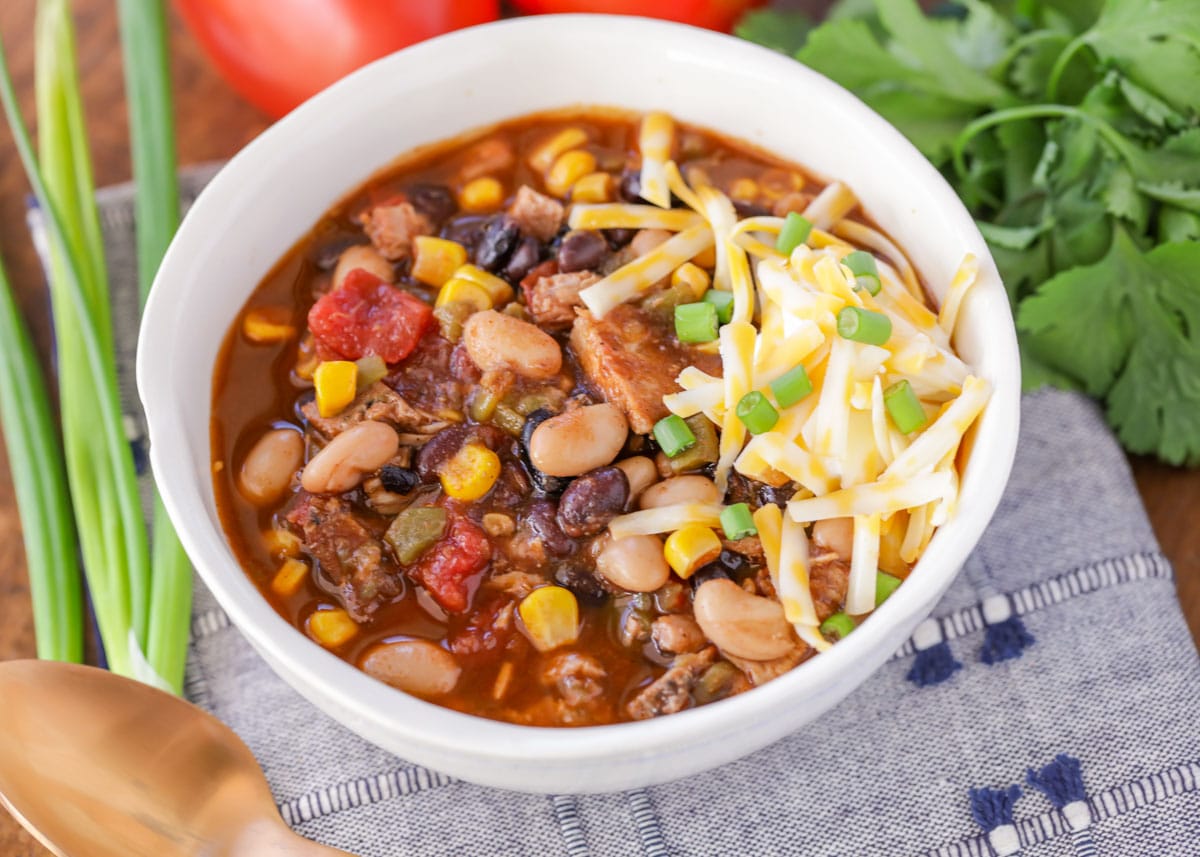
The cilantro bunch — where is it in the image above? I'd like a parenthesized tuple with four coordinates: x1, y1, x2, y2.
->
(738, 0, 1200, 465)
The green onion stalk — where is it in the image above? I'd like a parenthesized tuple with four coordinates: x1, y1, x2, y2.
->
(0, 262, 83, 663)
(116, 0, 191, 695)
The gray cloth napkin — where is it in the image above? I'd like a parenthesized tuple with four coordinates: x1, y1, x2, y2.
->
(75, 168, 1200, 856)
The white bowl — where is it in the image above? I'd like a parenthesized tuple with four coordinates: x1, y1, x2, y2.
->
(139, 14, 1020, 794)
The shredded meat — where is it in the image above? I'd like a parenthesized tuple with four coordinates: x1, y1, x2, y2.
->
(570, 305, 723, 434)
(723, 535, 766, 564)
(810, 552, 851, 621)
(484, 570, 547, 600)
(725, 644, 811, 687)
(358, 200, 433, 260)
(626, 646, 717, 720)
(543, 653, 607, 708)
(525, 270, 598, 329)
(302, 381, 449, 439)
(509, 185, 564, 241)
(286, 493, 399, 621)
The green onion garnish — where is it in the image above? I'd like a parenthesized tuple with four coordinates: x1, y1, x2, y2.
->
(875, 571, 903, 606)
(769, 364, 813, 409)
(837, 306, 892, 345)
(775, 212, 812, 255)
(735, 391, 779, 435)
(883, 379, 928, 434)
(843, 250, 881, 295)
(720, 503, 757, 540)
(703, 288, 734, 324)
(674, 301, 719, 343)
(820, 611, 856, 641)
(653, 414, 697, 457)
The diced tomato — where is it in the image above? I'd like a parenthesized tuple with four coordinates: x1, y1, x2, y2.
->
(412, 514, 491, 613)
(308, 269, 432, 363)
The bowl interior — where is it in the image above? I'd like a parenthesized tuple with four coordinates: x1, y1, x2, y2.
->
(139, 14, 1019, 785)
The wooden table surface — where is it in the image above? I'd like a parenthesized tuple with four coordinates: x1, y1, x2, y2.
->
(0, 2, 1197, 855)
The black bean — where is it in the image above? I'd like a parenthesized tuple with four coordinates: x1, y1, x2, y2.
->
(717, 548, 751, 577)
(379, 465, 420, 494)
(618, 170, 642, 203)
(503, 235, 541, 284)
(408, 183, 457, 225)
(732, 199, 772, 219)
(757, 482, 797, 509)
(690, 562, 731, 591)
(521, 409, 570, 497)
(604, 228, 635, 249)
(525, 500, 576, 557)
(556, 466, 629, 537)
(556, 230, 609, 274)
(416, 424, 507, 483)
(311, 234, 364, 272)
(441, 216, 488, 255)
(554, 563, 609, 605)
(475, 215, 520, 272)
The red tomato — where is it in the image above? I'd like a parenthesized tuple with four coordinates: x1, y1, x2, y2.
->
(413, 515, 491, 613)
(176, 0, 500, 118)
(307, 269, 432, 363)
(507, 0, 763, 31)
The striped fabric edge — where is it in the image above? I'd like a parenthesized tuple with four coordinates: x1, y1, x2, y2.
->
(552, 795, 592, 857)
(890, 551, 1170, 659)
(920, 760, 1200, 857)
(279, 766, 456, 827)
(189, 550, 1172, 653)
(625, 789, 670, 857)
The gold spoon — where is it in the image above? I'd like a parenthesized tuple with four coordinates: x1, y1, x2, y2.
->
(0, 659, 354, 857)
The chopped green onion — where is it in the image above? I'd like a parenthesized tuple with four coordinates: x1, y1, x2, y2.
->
(884, 379, 928, 433)
(875, 571, 903, 606)
(819, 611, 856, 641)
(837, 306, 892, 345)
(769, 364, 813, 409)
(720, 503, 757, 540)
(674, 301, 719, 343)
(654, 414, 697, 457)
(843, 250, 880, 295)
(735, 391, 779, 435)
(703, 288, 734, 324)
(775, 212, 813, 255)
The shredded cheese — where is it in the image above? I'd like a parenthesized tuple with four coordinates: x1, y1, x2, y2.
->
(786, 471, 955, 522)
(608, 503, 724, 539)
(638, 112, 674, 208)
(846, 513, 882, 614)
(568, 204, 704, 232)
(715, 321, 755, 493)
(578, 223, 714, 317)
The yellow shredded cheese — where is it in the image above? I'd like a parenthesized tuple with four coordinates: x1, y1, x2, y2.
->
(786, 471, 955, 522)
(715, 321, 755, 493)
(802, 181, 858, 229)
(567, 204, 704, 232)
(638, 112, 674, 208)
(608, 503, 724, 539)
(938, 253, 979, 338)
(579, 223, 714, 317)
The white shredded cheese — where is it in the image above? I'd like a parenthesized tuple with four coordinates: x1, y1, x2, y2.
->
(608, 503, 724, 539)
(638, 112, 674, 208)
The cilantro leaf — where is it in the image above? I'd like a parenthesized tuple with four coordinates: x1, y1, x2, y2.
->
(1019, 230, 1200, 464)
(734, 10, 813, 56)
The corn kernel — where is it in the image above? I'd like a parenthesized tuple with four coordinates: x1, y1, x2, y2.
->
(546, 149, 597, 198)
(271, 558, 310, 596)
(460, 176, 504, 212)
(663, 525, 722, 579)
(412, 236, 468, 288)
(313, 360, 358, 418)
(453, 263, 515, 305)
(729, 177, 759, 202)
(528, 126, 589, 172)
(263, 528, 302, 558)
(571, 171, 614, 203)
(243, 307, 295, 344)
(309, 607, 358, 648)
(435, 278, 493, 314)
(693, 245, 717, 269)
(759, 167, 803, 200)
(439, 443, 501, 501)
(672, 262, 711, 300)
(518, 586, 580, 652)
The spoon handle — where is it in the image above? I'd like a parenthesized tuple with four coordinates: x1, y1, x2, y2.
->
(230, 820, 359, 857)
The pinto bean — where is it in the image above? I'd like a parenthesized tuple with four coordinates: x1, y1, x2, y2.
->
(651, 614, 706, 655)
(300, 420, 399, 494)
(528, 403, 628, 477)
(332, 245, 393, 289)
(812, 517, 854, 562)
(462, 310, 562, 379)
(556, 466, 629, 537)
(638, 475, 720, 510)
(237, 428, 304, 505)
(614, 456, 659, 506)
(360, 639, 461, 696)
(692, 579, 794, 660)
(595, 534, 670, 593)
